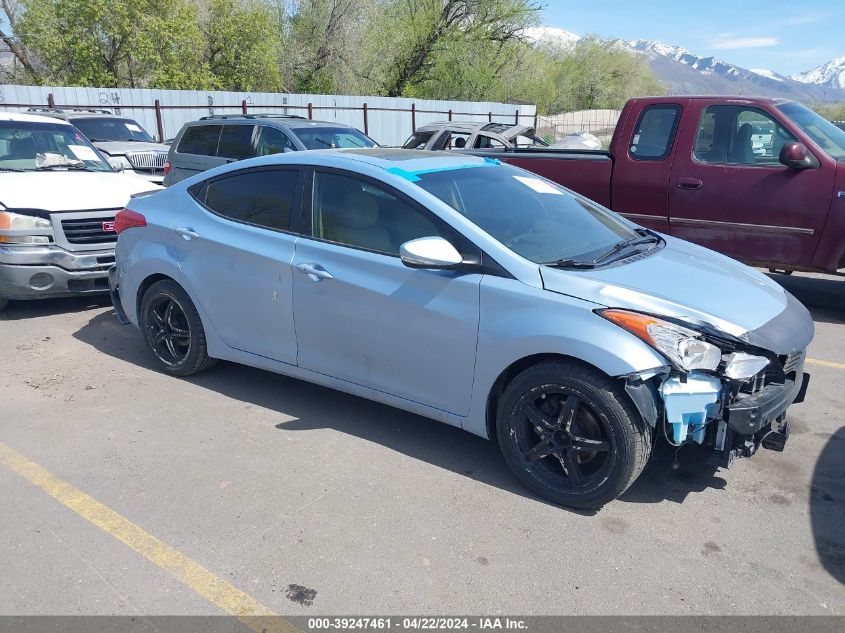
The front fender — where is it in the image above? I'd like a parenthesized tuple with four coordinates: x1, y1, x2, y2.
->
(463, 276, 667, 438)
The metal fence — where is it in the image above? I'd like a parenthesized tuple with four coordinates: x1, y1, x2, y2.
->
(0, 85, 537, 147)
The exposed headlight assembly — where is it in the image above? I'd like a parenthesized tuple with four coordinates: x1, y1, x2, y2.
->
(0, 211, 52, 244)
(600, 309, 722, 372)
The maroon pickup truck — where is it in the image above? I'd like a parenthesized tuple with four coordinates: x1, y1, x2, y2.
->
(469, 97, 845, 275)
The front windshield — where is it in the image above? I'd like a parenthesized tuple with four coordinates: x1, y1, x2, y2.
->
(0, 120, 112, 171)
(72, 117, 154, 143)
(415, 163, 638, 263)
(294, 126, 377, 150)
(777, 102, 845, 161)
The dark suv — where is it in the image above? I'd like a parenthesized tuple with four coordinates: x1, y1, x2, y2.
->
(163, 114, 378, 185)
(31, 108, 170, 183)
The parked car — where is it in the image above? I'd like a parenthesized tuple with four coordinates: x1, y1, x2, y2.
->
(463, 97, 845, 276)
(0, 112, 159, 312)
(163, 114, 378, 186)
(109, 149, 813, 509)
(403, 121, 548, 151)
(833, 121, 845, 132)
(30, 108, 170, 184)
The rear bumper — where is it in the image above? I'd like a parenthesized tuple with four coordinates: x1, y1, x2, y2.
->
(0, 245, 114, 300)
(108, 265, 130, 324)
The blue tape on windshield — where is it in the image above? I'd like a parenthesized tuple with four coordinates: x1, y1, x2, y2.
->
(386, 161, 499, 182)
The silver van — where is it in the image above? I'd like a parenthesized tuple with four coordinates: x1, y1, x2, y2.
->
(163, 114, 377, 185)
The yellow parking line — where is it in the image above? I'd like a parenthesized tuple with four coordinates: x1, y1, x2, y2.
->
(0, 441, 299, 633)
(807, 357, 845, 370)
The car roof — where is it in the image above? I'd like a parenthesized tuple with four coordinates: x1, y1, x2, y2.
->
(258, 147, 493, 174)
(0, 111, 74, 125)
(413, 121, 534, 138)
(26, 108, 118, 120)
(188, 115, 357, 129)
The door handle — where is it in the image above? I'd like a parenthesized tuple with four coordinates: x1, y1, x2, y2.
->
(174, 227, 200, 241)
(296, 263, 333, 281)
(676, 178, 703, 191)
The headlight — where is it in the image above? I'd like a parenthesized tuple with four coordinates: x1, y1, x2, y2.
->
(600, 309, 721, 372)
(723, 352, 769, 380)
(0, 211, 52, 244)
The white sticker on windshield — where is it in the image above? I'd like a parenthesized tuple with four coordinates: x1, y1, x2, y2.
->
(67, 144, 99, 161)
(513, 175, 562, 195)
(125, 123, 142, 133)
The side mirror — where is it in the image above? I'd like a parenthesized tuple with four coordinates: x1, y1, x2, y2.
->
(108, 157, 125, 172)
(779, 142, 814, 170)
(399, 236, 463, 269)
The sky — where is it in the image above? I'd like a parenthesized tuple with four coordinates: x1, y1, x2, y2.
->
(542, 0, 843, 76)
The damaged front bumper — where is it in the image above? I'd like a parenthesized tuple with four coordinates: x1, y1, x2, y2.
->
(625, 354, 810, 468)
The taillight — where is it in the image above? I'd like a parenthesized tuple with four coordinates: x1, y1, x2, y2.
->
(163, 160, 171, 176)
(114, 209, 147, 233)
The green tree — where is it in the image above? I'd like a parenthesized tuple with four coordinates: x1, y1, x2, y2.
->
(549, 37, 665, 113)
(364, 0, 541, 98)
(16, 0, 212, 88)
(199, 0, 283, 92)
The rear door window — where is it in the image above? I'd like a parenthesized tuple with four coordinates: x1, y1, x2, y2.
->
(198, 168, 300, 232)
(177, 125, 222, 156)
(629, 104, 681, 160)
(217, 124, 255, 160)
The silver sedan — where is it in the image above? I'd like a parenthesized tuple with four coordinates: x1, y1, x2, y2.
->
(109, 149, 813, 508)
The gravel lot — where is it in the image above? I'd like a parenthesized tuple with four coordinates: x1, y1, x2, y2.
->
(1, 272, 843, 616)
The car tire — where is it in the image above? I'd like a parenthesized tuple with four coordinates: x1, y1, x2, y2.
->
(139, 280, 216, 376)
(496, 360, 652, 509)
(0, 297, 8, 312)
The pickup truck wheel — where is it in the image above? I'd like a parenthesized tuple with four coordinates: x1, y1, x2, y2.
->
(140, 280, 216, 376)
(497, 360, 652, 509)
(0, 297, 8, 312)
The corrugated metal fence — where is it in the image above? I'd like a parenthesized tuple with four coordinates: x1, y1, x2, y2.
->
(0, 85, 537, 146)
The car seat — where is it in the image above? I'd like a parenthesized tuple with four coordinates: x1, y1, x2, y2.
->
(324, 188, 394, 253)
(729, 123, 755, 164)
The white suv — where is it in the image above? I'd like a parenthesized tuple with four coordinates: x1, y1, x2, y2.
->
(0, 112, 160, 311)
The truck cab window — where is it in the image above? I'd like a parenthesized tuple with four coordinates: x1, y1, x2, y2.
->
(694, 106, 796, 166)
(629, 105, 681, 160)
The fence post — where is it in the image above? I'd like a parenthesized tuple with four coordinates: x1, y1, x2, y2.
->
(154, 99, 164, 143)
(47, 93, 55, 108)
(411, 103, 416, 132)
(448, 109, 452, 121)
(241, 99, 248, 114)
(488, 111, 492, 122)
(363, 102, 369, 136)
(533, 113, 538, 130)
(307, 102, 313, 119)
(515, 109, 519, 125)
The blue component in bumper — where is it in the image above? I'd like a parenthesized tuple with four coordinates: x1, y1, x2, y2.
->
(660, 372, 722, 444)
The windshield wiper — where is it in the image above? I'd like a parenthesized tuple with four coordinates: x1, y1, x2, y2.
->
(37, 163, 102, 172)
(591, 230, 660, 265)
(543, 258, 597, 269)
(311, 137, 334, 148)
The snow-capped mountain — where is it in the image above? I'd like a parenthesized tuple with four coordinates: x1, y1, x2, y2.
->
(792, 57, 845, 90)
(523, 26, 580, 48)
(528, 29, 845, 102)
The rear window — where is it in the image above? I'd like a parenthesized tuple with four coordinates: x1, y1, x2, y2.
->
(177, 125, 222, 156)
(217, 124, 255, 160)
(629, 104, 681, 160)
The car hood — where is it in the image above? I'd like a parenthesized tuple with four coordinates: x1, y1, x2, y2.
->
(93, 141, 170, 156)
(540, 235, 814, 354)
(0, 172, 160, 211)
